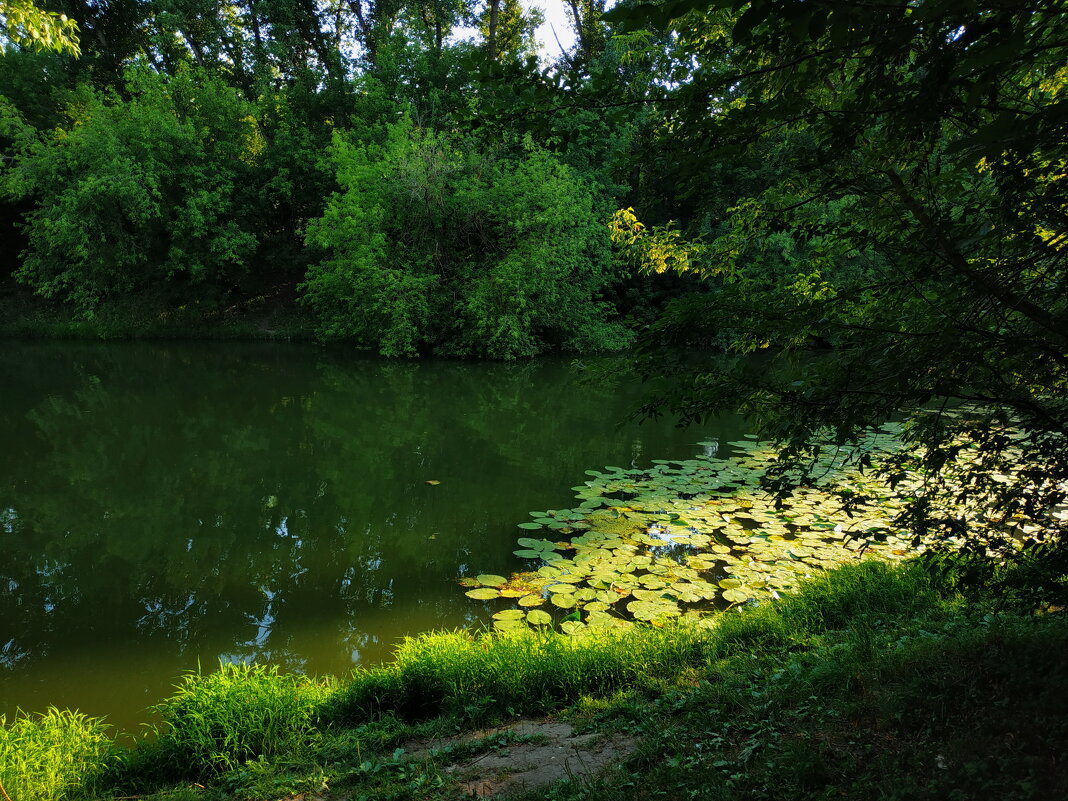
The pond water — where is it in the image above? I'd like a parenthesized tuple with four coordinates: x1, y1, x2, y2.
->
(0, 342, 746, 730)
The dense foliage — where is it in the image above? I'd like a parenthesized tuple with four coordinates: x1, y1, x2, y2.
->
(304, 119, 630, 356)
(4, 67, 261, 311)
(1, 0, 1065, 531)
(0, 0, 645, 355)
(606, 0, 1068, 549)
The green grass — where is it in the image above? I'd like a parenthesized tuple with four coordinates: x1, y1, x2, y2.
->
(4, 556, 1066, 801)
(0, 708, 114, 801)
(325, 621, 713, 725)
(108, 663, 337, 787)
(538, 612, 1068, 801)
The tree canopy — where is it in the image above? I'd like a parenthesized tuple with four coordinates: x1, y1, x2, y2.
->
(1, 0, 79, 54)
(0, 0, 1065, 538)
(607, 0, 1067, 546)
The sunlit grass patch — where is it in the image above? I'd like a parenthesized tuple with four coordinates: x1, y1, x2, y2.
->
(6, 556, 1063, 801)
(0, 708, 113, 801)
(135, 662, 336, 781)
(325, 622, 713, 725)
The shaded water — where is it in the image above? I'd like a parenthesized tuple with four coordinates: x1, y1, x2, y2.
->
(0, 342, 745, 730)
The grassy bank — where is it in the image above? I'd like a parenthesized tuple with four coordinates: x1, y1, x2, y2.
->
(4, 556, 1066, 801)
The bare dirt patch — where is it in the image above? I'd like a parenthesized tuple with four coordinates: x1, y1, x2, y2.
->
(403, 718, 637, 798)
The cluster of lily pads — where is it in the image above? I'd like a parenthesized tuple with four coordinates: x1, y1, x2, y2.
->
(461, 424, 1046, 634)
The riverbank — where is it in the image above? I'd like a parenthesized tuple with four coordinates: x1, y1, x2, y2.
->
(4, 555, 1066, 801)
(0, 279, 316, 342)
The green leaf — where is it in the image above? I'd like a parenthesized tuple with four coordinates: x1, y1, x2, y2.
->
(526, 609, 552, 626)
(722, 588, 750, 604)
(493, 609, 525, 620)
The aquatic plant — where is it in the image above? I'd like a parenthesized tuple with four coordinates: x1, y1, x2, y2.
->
(465, 424, 1052, 632)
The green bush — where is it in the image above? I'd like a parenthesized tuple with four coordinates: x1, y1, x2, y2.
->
(302, 119, 632, 358)
(6, 65, 261, 312)
(0, 708, 112, 801)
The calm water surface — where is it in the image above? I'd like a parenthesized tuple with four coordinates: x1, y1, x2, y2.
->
(0, 342, 745, 730)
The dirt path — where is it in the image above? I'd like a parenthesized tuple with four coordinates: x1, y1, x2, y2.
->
(403, 718, 638, 798)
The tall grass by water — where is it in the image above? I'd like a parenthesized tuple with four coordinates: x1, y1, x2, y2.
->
(325, 620, 713, 724)
(0, 708, 113, 801)
(115, 663, 336, 784)
(7, 557, 1056, 800)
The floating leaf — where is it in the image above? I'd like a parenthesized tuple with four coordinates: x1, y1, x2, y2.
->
(518, 594, 545, 607)
(627, 599, 679, 621)
(493, 609, 525, 620)
(465, 588, 500, 600)
(517, 522, 544, 530)
(476, 574, 507, 587)
(526, 609, 552, 626)
(551, 593, 578, 609)
(722, 588, 750, 604)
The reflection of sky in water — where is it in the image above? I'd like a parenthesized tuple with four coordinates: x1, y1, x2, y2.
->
(1, 639, 29, 669)
(0, 342, 745, 727)
(138, 594, 200, 649)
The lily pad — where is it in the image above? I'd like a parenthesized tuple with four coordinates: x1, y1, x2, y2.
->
(465, 588, 500, 600)
(526, 609, 552, 626)
(627, 598, 679, 621)
(722, 587, 750, 604)
(493, 609, 525, 620)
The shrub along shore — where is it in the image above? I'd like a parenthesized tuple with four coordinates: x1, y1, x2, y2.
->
(3, 553, 1066, 801)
